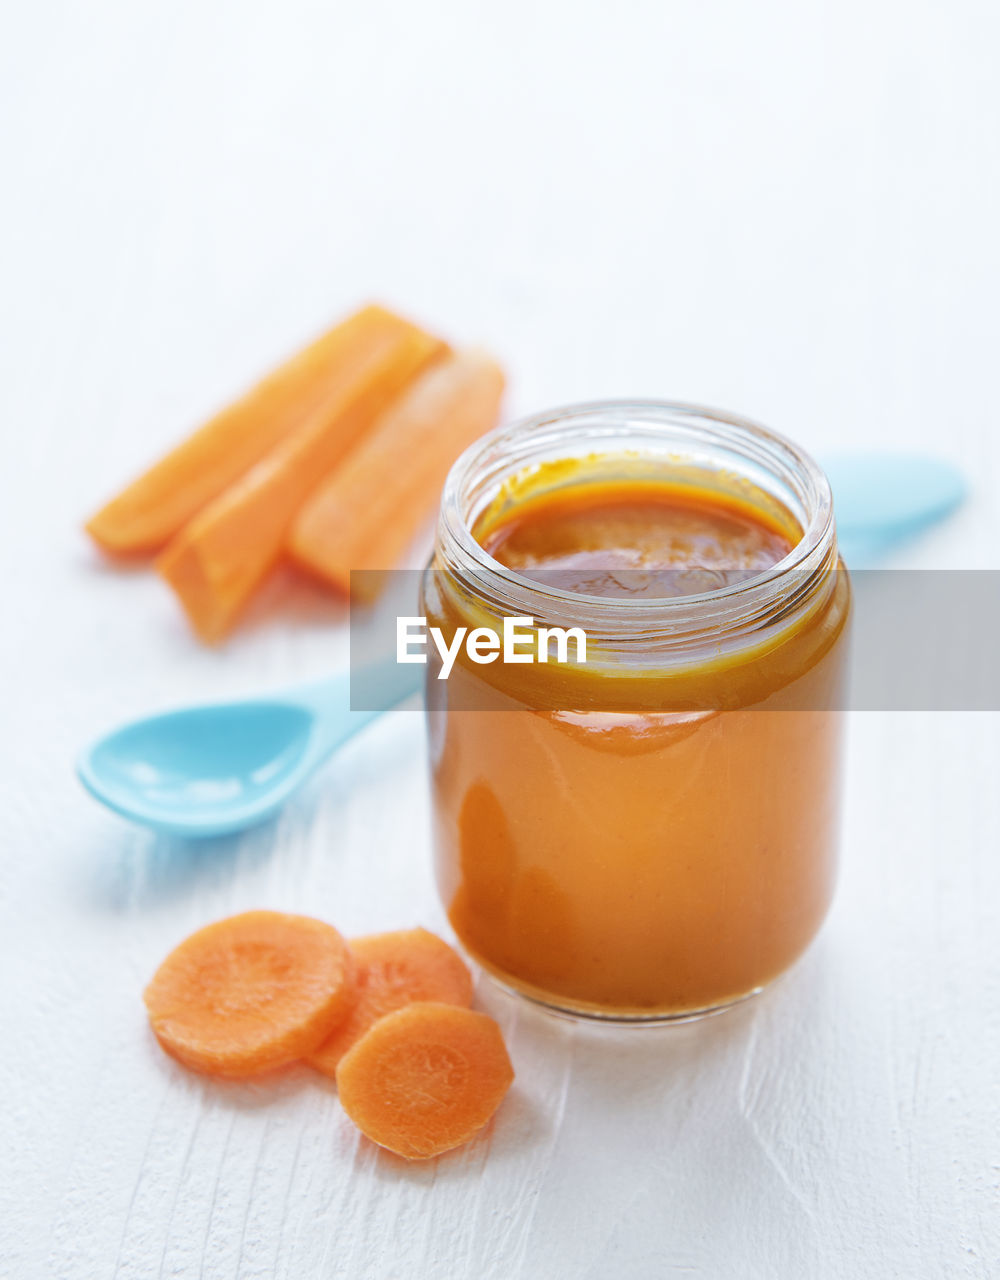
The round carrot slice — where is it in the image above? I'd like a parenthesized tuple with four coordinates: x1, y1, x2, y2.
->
(307, 927, 473, 1077)
(336, 1002, 514, 1159)
(143, 910, 356, 1078)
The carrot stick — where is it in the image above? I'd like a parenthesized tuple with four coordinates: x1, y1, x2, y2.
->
(288, 349, 504, 597)
(143, 911, 356, 1078)
(307, 928, 473, 1078)
(86, 305, 421, 556)
(157, 325, 445, 641)
(335, 1002, 514, 1159)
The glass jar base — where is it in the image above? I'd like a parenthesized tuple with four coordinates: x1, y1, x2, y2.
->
(478, 966, 768, 1027)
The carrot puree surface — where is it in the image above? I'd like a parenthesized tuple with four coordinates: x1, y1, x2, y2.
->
(427, 465, 849, 1018)
(480, 483, 795, 595)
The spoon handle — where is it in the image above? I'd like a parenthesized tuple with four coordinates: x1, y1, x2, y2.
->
(288, 661, 423, 759)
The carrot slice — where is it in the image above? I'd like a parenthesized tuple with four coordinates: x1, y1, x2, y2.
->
(157, 325, 445, 641)
(86, 305, 420, 556)
(143, 910, 356, 1078)
(288, 349, 504, 598)
(307, 928, 473, 1078)
(335, 1002, 514, 1159)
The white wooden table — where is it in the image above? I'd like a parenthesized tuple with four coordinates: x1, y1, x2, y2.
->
(2, 3, 998, 1276)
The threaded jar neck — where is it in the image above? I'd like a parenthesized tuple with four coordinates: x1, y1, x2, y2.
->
(434, 399, 838, 660)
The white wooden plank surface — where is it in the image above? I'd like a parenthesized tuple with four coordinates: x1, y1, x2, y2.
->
(2, 2, 998, 1277)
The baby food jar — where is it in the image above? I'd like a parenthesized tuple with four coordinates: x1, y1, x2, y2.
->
(421, 401, 850, 1021)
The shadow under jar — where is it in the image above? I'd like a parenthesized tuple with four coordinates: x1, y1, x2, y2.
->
(421, 401, 850, 1022)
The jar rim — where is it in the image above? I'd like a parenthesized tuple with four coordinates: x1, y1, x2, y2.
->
(438, 398, 835, 631)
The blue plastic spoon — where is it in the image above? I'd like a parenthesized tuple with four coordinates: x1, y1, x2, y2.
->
(77, 452, 964, 838)
(77, 662, 422, 838)
(822, 451, 965, 568)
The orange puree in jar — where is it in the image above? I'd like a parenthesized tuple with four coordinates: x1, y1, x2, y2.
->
(424, 404, 850, 1020)
(480, 483, 795, 592)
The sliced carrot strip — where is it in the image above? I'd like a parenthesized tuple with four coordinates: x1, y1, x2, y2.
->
(157, 325, 445, 641)
(288, 349, 504, 598)
(335, 1002, 514, 1159)
(307, 928, 473, 1078)
(143, 910, 356, 1078)
(86, 305, 419, 556)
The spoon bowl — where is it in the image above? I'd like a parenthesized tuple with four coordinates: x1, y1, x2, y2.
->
(78, 666, 421, 837)
(822, 451, 965, 566)
(79, 702, 316, 836)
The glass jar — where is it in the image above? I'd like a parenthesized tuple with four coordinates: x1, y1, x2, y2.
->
(422, 401, 850, 1022)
